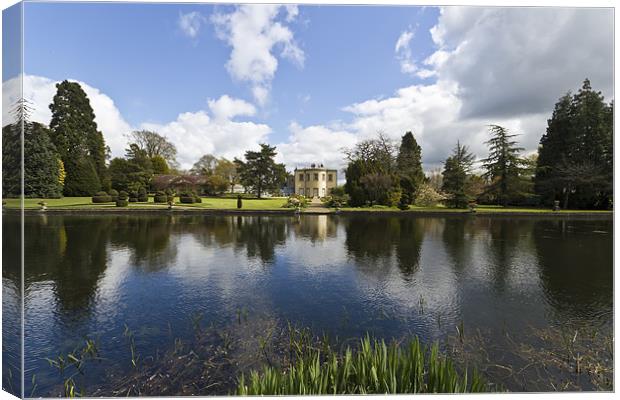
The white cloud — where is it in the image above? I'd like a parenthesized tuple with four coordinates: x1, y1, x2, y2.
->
(424, 7, 613, 118)
(3, 74, 131, 158)
(140, 110, 270, 169)
(207, 94, 256, 121)
(395, 29, 417, 74)
(178, 11, 205, 38)
(211, 4, 304, 105)
(3, 75, 270, 170)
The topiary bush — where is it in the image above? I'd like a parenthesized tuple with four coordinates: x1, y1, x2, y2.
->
(116, 191, 129, 207)
(92, 191, 112, 203)
(138, 187, 148, 202)
(179, 191, 195, 204)
(109, 189, 119, 202)
(154, 191, 168, 203)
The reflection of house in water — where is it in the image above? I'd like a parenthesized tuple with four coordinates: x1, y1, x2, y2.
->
(294, 164, 337, 198)
(294, 215, 338, 241)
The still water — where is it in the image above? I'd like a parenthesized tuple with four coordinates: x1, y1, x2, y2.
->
(2, 213, 613, 394)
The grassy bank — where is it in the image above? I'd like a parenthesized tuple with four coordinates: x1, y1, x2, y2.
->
(3, 196, 287, 210)
(3, 197, 612, 215)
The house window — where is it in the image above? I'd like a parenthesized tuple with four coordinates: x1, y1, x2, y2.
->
(299, 188, 304, 195)
(306, 173, 310, 181)
(328, 174, 333, 181)
(322, 173, 325, 181)
(299, 174, 304, 181)
(314, 173, 319, 181)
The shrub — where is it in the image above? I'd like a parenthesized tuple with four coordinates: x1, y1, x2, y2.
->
(398, 193, 410, 210)
(237, 195, 243, 209)
(179, 191, 195, 204)
(116, 191, 128, 207)
(283, 194, 309, 208)
(154, 191, 168, 203)
(414, 184, 447, 207)
(137, 187, 148, 202)
(324, 188, 350, 208)
(92, 191, 112, 203)
(108, 189, 119, 202)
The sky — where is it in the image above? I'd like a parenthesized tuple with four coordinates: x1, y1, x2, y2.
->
(2, 2, 614, 174)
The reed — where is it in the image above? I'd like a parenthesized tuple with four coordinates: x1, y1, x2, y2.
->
(236, 335, 487, 395)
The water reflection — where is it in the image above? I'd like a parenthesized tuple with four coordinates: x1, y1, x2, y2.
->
(2, 213, 612, 395)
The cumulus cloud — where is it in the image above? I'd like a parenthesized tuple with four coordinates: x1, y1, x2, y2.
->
(424, 7, 614, 118)
(207, 94, 256, 120)
(211, 4, 304, 105)
(140, 110, 270, 169)
(178, 11, 205, 38)
(3, 75, 271, 170)
(3, 74, 131, 158)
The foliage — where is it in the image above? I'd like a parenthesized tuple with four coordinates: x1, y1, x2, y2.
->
(116, 191, 128, 207)
(237, 335, 486, 395)
(150, 155, 170, 174)
(234, 144, 286, 198)
(283, 194, 309, 208)
(396, 131, 425, 203)
(214, 158, 239, 193)
(481, 125, 528, 206)
(191, 154, 219, 176)
(49, 80, 108, 195)
(2, 100, 64, 198)
(137, 187, 148, 202)
(442, 142, 475, 208)
(205, 174, 230, 195)
(108, 189, 119, 201)
(535, 79, 613, 209)
(127, 130, 177, 165)
(63, 157, 101, 196)
(109, 144, 153, 192)
(324, 186, 350, 208)
(414, 183, 447, 207)
(91, 191, 112, 203)
(398, 193, 410, 210)
(154, 191, 168, 203)
(344, 133, 399, 207)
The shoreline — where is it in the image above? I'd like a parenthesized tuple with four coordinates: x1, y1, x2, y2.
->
(4, 207, 613, 218)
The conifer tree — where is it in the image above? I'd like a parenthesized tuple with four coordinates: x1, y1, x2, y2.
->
(49, 80, 108, 195)
(396, 131, 425, 203)
(442, 141, 475, 208)
(481, 125, 525, 206)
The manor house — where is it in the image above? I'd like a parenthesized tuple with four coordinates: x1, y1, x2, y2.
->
(294, 164, 337, 198)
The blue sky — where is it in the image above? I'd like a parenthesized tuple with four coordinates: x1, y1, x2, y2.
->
(3, 2, 614, 171)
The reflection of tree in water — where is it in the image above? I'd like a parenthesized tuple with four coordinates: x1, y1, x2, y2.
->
(343, 216, 425, 281)
(23, 215, 111, 313)
(2, 215, 22, 396)
(441, 217, 477, 273)
(533, 219, 612, 323)
(109, 215, 176, 272)
(232, 216, 288, 263)
(485, 218, 534, 294)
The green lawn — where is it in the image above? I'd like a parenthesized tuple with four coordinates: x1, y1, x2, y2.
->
(340, 204, 612, 214)
(3, 196, 288, 210)
(3, 197, 611, 214)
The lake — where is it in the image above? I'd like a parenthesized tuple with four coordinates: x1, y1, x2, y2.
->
(2, 213, 613, 395)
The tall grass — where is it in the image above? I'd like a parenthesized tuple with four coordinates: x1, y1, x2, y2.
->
(236, 335, 487, 395)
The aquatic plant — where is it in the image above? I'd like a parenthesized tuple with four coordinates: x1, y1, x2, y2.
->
(236, 335, 487, 395)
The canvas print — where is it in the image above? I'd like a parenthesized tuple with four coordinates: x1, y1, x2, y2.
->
(1, 1, 614, 397)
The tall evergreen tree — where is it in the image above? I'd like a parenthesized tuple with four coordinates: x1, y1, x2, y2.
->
(2, 99, 63, 198)
(49, 80, 108, 195)
(234, 144, 286, 198)
(442, 141, 475, 208)
(481, 125, 525, 206)
(535, 79, 613, 209)
(396, 131, 425, 204)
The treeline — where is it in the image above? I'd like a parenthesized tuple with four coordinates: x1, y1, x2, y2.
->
(341, 79, 612, 210)
(2, 80, 287, 199)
